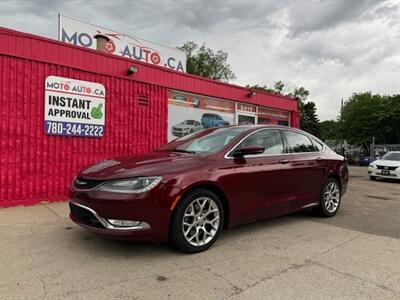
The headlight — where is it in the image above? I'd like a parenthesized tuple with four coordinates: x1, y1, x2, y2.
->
(96, 177, 162, 194)
(369, 163, 377, 168)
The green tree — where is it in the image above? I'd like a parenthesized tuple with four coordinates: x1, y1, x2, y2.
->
(319, 120, 341, 141)
(246, 81, 286, 95)
(342, 92, 400, 145)
(178, 41, 235, 82)
(248, 81, 320, 136)
(298, 101, 320, 137)
(288, 87, 309, 102)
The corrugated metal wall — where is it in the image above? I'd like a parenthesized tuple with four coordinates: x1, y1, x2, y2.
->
(0, 27, 300, 207)
(0, 27, 299, 113)
(0, 55, 167, 207)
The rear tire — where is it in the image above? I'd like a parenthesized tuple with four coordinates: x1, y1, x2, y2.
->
(315, 178, 341, 218)
(169, 188, 224, 253)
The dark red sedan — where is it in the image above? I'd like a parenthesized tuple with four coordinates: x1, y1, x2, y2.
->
(69, 125, 348, 253)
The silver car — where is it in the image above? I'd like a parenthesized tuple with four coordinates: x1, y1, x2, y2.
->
(171, 120, 203, 137)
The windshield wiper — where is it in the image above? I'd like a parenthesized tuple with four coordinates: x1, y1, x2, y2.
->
(172, 149, 197, 154)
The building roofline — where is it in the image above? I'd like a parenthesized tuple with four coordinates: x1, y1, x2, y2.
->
(0, 27, 298, 111)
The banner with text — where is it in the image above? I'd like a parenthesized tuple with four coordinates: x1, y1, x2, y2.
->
(44, 76, 106, 137)
(168, 90, 235, 141)
(59, 15, 186, 72)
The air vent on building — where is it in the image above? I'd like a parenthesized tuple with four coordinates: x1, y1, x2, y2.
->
(138, 95, 149, 107)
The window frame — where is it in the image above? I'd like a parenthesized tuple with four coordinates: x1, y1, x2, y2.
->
(225, 128, 325, 159)
(226, 128, 285, 158)
(281, 130, 324, 154)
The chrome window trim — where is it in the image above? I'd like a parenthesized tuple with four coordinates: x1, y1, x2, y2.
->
(224, 127, 325, 159)
(70, 201, 150, 231)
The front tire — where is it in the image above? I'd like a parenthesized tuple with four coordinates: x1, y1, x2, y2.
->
(315, 178, 341, 217)
(370, 176, 376, 180)
(170, 188, 224, 253)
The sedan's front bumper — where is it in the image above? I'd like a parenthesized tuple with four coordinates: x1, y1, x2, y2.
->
(70, 202, 151, 231)
(368, 167, 400, 179)
(171, 129, 190, 137)
(69, 183, 178, 241)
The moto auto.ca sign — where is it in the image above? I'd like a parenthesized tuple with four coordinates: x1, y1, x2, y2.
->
(59, 15, 186, 72)
(44, 76, 106, 137)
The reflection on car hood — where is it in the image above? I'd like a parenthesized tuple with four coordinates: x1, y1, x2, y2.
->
(373, 160, 400, 167)
(78, 151, 203, 180)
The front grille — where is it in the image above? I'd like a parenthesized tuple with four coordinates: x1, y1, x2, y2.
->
(173, 127, 183, 132)
(73, 177, 104, 190)
(69, 203, 105, 229)
(377, 165, 397, 171)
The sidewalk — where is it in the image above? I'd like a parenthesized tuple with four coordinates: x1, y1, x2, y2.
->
(0, 201, 399, 299)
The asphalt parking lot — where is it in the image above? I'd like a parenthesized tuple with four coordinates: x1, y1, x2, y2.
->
(0, 166, 399, 299)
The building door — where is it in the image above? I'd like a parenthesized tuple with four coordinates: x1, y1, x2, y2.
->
(236, 103, 257, 125)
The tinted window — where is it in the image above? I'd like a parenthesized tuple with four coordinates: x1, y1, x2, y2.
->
(382, 152, 400, 161)
(160, 127, 249, 155)
(236, 130, 284, 155)
(284, 131, 317, 153)
(277, 120, 289, 126)
(312, 139, 324, 151)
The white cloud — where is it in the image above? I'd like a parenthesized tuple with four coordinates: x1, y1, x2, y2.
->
(0, 0, 398, 120)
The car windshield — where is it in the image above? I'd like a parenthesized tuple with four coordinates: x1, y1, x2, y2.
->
(182, 120, 195, 125)
(159, 127, 250, 155)
(382, 152, 400, 161)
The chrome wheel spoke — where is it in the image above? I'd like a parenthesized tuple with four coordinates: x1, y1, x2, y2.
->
(204, 208, 219, 217)
(324, 182, 340, 213)
(182, 196, 220, 247)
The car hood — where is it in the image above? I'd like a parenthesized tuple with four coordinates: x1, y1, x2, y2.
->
(78, 151, 204, 180)
(373, 160, 400, 167)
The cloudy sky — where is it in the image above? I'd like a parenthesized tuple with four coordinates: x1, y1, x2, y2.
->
(1, 0, 399, 120)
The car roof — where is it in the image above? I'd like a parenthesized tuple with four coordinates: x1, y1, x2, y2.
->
(223, 125, 323, 142)
(225, 124, 303, 132)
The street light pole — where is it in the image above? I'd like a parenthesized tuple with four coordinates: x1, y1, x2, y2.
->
(340, 98, 344, 156)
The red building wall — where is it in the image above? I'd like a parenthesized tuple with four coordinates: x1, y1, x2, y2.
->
(0, 27, 299, 207)
(0, 55, 167, 207)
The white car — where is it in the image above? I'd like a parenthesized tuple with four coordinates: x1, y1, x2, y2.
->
(368, 151, 400, 180)
(171, 120, 203, 137)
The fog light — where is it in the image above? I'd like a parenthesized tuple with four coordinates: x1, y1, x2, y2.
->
(107, 219, 141, 227)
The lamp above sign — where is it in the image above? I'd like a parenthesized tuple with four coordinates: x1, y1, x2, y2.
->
(58, 14, 186, 72)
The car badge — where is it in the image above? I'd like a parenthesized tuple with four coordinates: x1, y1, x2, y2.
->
(192, 97, 200, 107)
(384, 166, 388, 170)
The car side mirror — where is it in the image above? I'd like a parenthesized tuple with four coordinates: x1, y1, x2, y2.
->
(232, 145, 265, 157)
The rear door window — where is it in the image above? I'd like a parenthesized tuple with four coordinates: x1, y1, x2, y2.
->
(312, 139, 324, 152)
(283, 131, 317, 153)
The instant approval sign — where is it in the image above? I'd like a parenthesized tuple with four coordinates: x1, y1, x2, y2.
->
(44, 76, 106, 137)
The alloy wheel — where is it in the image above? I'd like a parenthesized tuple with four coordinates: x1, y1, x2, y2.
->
(324, 182, 340, 213)
(182, 197, 220, 247)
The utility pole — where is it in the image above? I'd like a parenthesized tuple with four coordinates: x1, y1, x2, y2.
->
(340, 98, 344, 156)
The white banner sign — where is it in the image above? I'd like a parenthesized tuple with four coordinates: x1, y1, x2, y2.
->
(44, 76, 106, 137)
(58, 15, 186, 72)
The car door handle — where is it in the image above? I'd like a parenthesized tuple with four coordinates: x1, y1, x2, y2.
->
(279, 159, 290, 164)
